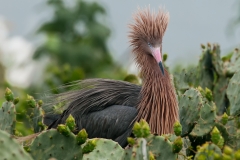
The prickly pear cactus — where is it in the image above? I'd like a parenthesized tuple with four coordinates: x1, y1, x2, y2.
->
(198, 45, 215, 90)
(0, 88, 17, 134)
(0, 130, 33, 160)
(174, 68, 198, 93)
(123, 138, 149, 160)
(76, 129, 88, 145)
(211, 44, 224, 76)
(179, 88, 203, 136)
(27, 95, 45, 133)
(83, 138, 124, 160)
(147, 135, 178, 160)
(211, 127, 224, 149)
(226, 70, 240, 116)
(190, 101, 216, 137)
(213, 77, 229, 114)
(132, 119, 150, 138)
(194, 142, 222, 160)
(29, 129, 82, 160)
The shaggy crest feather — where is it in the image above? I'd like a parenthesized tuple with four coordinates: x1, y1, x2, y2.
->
(129, 7, 169, 54)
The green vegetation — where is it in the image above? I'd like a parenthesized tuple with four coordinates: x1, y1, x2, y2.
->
(0, 0, 240, 159)
(0, 43, 240, 159)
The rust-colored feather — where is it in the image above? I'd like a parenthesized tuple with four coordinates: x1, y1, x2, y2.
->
(129, 7, 179, 135)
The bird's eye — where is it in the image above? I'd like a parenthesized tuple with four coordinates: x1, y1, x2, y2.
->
(147, 42, 152, 47)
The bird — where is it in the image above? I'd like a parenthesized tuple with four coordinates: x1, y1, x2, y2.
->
(43, 7, 179, 147)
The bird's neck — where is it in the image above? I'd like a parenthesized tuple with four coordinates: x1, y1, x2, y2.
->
(137, 58, 178, 135)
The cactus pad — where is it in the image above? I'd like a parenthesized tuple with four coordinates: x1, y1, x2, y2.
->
(190, 102, 216, 137)
(0, 130, 33, 160)
(179, 88, 203, 136)
(29, 129, 82, 160)
(0, 101, 16, 134)
(83, 138, 124, 160)
(226, 70, 240, 116)
(147, 135, 177, 160)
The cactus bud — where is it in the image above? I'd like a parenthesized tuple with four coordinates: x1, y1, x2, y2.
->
(76, 129, 88, 145)
(173, 121, 182, 136)
(140, 119, 150, 137)
(205, 88, 213, 101)
(149, 151, 156, 160)
(207, 42, 211, 48)
(211, 127, 224, 148)
(163, 53, 168, 62)
(235, 48, 239, 52)
(133, 120, 151, 138)
(65, 114, 76, 131)
(57, 124, 71, 137)
(132, 122, 141, 138)
(127, 137, 135, 146)
(201, 44, 206, 49)
(82, 139, 97, 154)
(214, 153, 221, 160)
(221, 112, 228, 125)
(222, 154, 232, 160)
(235, 150, 240, 160)
(172, 137, 183, 153)
(13, 97, 19, 105)
(5, 88, 14, 101)
(223, 146, 233, 156)
(26, 95, 36, 108)
(38, 100, 43, 107)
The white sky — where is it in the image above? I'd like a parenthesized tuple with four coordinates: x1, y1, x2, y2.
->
(0, 0, 240, 87)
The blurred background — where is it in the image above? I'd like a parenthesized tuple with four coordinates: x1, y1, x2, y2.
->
(0, 0, 239, 134)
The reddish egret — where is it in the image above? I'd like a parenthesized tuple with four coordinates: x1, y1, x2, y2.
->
(44, 7, 179, 147)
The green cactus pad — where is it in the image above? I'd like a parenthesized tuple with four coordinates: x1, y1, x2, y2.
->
(226, 56, 240, 76)
(211, 44, 224, 76)
(83, 138, 124, 160)
(179, 88, 203, 136)
(190, 101, 216, 137)
(198, 48, 215, 90)
(174, 68, 198, 93)
(0, 101, 16, 134)
(32, 105, 45, 133)
(0, 130, 33, 160)
(213, 77, 229, 114)
(147, 135, 177, 160)
(122, 138, 149, 160)
(226, 70, 240, 116)
(29, 129, 82, 160)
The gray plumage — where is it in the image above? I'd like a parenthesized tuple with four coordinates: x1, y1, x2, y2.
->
(44, 79, 141, 147)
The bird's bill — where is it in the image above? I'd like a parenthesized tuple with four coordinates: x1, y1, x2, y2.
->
(151, 47, 164, 75)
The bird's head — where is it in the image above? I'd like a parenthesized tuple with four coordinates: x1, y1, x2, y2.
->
(129, 7, 169, 75)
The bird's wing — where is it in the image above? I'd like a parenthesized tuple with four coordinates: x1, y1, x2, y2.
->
(77, 105, 137, 147)
(45, 78, 141, 119)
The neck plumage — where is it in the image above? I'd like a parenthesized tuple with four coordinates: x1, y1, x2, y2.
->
(136, 57, 179, 135)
